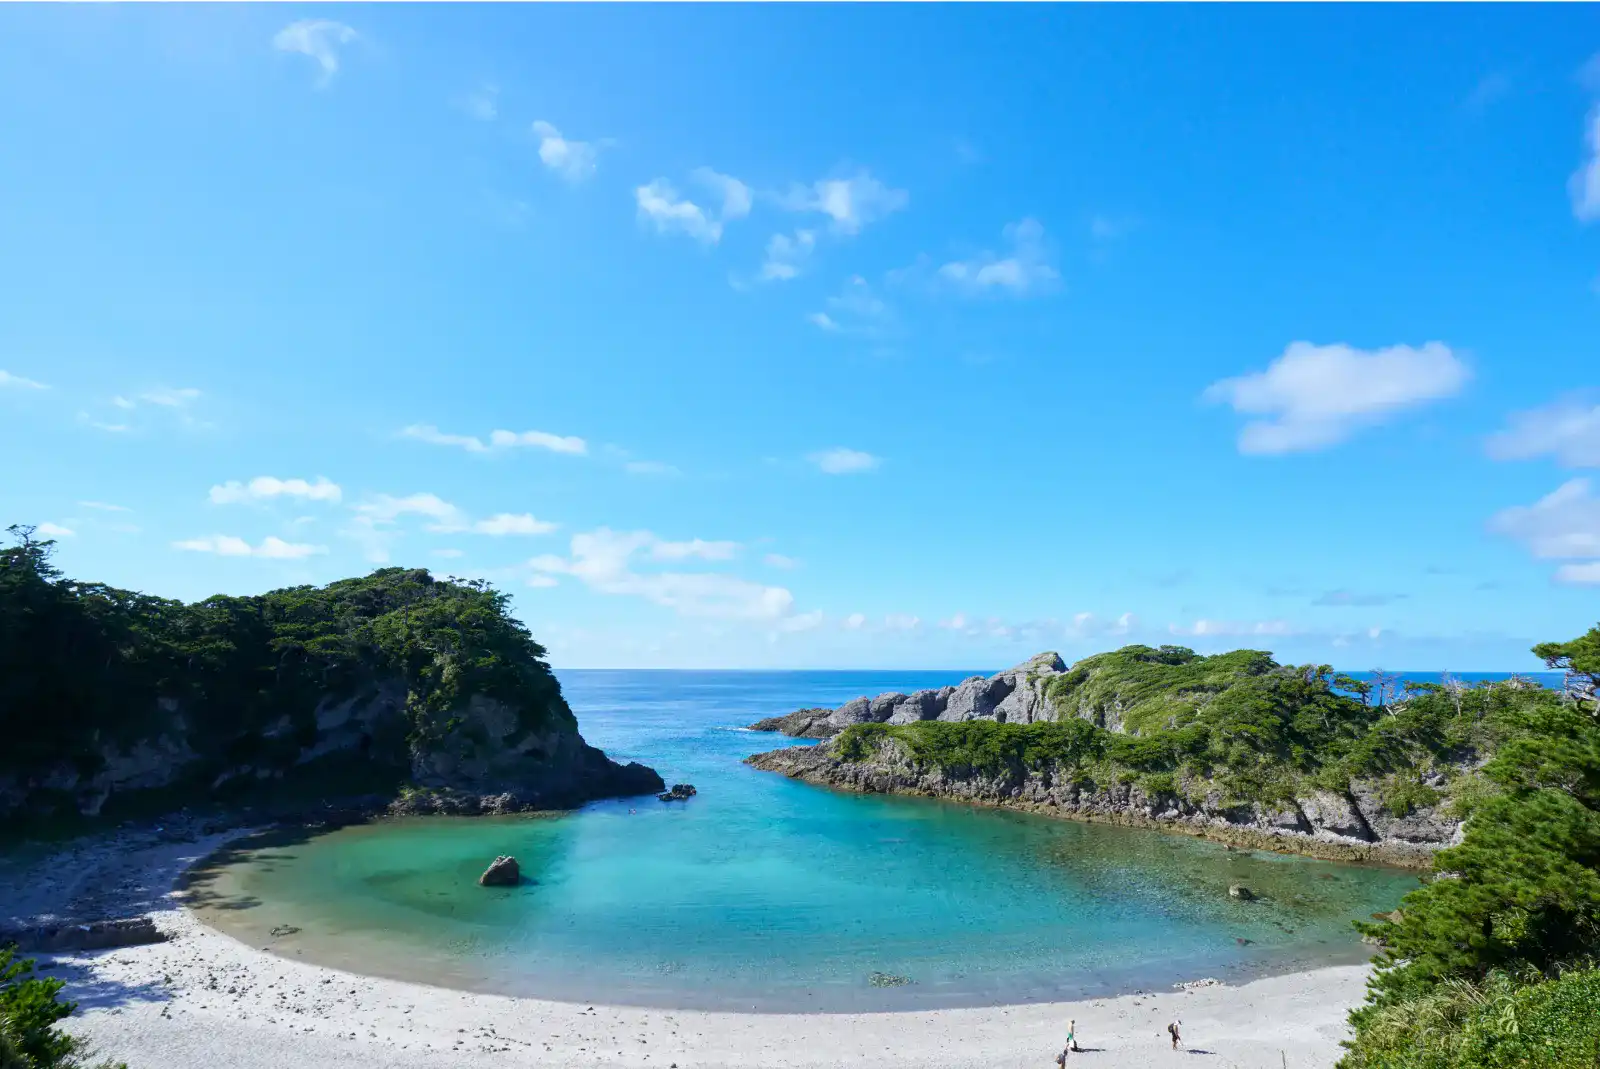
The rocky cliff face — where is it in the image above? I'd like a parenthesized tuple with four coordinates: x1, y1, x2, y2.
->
(1, 682, 662, 820)
(746, 732, 1460, 867)
(749, 651, 1067, 738)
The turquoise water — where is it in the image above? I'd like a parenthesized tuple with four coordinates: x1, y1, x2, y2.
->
(193, 669, 1426, 1011)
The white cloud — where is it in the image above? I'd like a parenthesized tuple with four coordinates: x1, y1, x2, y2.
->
(459, 84, 498, 121)
(469, 513, 558, 536)
(37, 523, 75, 538)
(780, 171, 908, 235)
(529, 527, 800, 623)
(938, 218, 1058, 295)
(939, 612, 973, 633)
(1065, 611, 1138, 638)
(401, 424, 587, 456)
(526, 574, 560, 589)
(139, 387, 201, 408)
(77, 501, 130, 512)
(759, 229, 816, 281)
(884, 613, 921, 631)
(636, 179, 723, 244)
(0, 370, 47, 390)
(1204, 341, 1469, 455)
(1555, 561, 1600, 585)
(776, 610, 825, 634)
(625, 460, 681, 477)
(173, 535, 327, 559)
(531, 120, 599, 182)
(763, 553, 799, 569)
(355, 492, 463, 526)
(273, 20, 357, 86)
(693, 168, 752, 221)
(842, 612, 868, 631)
(1168, 619, 1294, 638)
(81, 417, 130, 433)
(432, 548, 465, 559)
(808, 276, 892, 336)
(1489, 479, 1600, 565)
(1487, 396, 1600, 467)
(488, 429, 587, 454)
(651, 538, 739, 561)
(1572, 105, 1600, 223)
(210, 476, 342, 505)
(808, 447, 880, 475)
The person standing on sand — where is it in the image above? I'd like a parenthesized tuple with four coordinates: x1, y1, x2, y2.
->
(1167, 1018, 1182, 1050)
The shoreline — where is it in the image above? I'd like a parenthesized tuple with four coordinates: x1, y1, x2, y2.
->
(2, 816, 1372, 1068)
(744, 740, 1442, 871)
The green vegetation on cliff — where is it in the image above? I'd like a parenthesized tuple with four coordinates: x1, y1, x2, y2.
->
(836, 644, 1539, 813)
(0, 524, 574, 814)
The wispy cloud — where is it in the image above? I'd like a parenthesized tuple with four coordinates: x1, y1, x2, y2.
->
(1487, 395, 1600, 467)
(0, 370, 47, 390)
(457, 84, 498, 121)
(1204, 341, 1468, 455)
(78, 501, 130, 512)
(272, 20, 357, 87)
(808, 447, 880, 475)
(808, 275, 893, 337)
(763, 553, 799, 570)
(173, 535, 327, 559)
(1313, 590, 1406, 607)
(1488, 478, 1600, 584)
(354, 492, 462, 526)
(635, 169, 750, 245)
(37, 522, 75, 538)
(460, 513, 558, 536)
(528, 527, 801, 623)
(1168, 618, 1295, 637)
(210, 476, 342, 505)
(532, 120, 601, 183)
(778, 170, 907, 235)
(400, 424, 587, 456)
(938, 218, 1058, 295)
(759, 229, 816, 282)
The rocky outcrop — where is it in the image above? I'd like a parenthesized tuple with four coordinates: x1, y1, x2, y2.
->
(3, 683, 663, 820)
(658, 783, 697, 802)
(748, 652, 1069, 739)
(745, 733, 1462, 868)
(478, 856, 521, 887)
(0, 916, 167, 953)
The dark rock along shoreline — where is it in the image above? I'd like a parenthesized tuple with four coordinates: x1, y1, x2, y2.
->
(744, 652, 1463, 868)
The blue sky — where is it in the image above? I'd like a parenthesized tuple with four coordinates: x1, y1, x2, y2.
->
(2, 5, 1598, 670)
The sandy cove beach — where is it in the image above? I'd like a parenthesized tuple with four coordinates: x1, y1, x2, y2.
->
(3, 821, 1367, 1069)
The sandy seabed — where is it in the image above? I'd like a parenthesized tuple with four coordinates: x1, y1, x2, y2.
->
(2, 822, 1367, 1069)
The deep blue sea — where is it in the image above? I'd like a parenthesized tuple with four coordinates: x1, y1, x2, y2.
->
(190, 668, 1557, 1012)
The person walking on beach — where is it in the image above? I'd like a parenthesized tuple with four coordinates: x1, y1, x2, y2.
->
(1167, 1018, 1182, 1050)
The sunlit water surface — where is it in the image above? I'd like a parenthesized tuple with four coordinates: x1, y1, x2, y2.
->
(192, 669, 1427, 1011)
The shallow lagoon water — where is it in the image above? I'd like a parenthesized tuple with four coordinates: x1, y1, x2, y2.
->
(192, 669, 1422, 1011)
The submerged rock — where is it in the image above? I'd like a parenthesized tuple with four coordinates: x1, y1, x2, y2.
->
(658, 783, 698, 802)
(868, 972, 914, 987)
(478, 856, 520, 887)
(1228, 884, 1255, 901)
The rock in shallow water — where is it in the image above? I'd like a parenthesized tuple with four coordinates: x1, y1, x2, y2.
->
(1228, 884, 1255, 900)
(479, 855, 520, 887)
(658, 783, 697, 802)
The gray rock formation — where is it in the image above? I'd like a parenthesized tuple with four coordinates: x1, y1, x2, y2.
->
(478, 856, 520, 887)
(0, 916, 167, 953)
(744, 730, 1462, 868)
(658, 783, 697, 802)
(747, 652, 1068, 738)
(3, 683, 664, 820)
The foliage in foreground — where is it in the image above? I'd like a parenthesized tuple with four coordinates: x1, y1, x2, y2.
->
(0, 524, 572, 810)
(1338, 625, 1600, 1068)
(0, 948, 119, 1069)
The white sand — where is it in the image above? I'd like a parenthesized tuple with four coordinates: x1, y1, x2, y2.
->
(5, 822, 1367, 1069)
